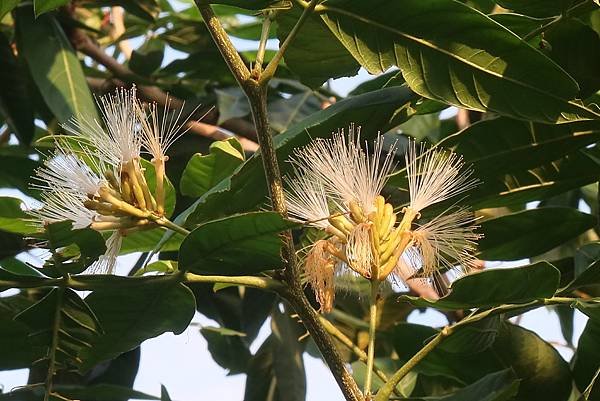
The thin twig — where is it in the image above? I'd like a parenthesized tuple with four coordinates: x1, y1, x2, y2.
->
(260, 0, 319, 84)
(522, 0, 594, 41)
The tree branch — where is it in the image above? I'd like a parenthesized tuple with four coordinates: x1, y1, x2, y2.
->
(260, 0, 319, 84)
(195, 3, 363, 400)
(0, 273, 285, 293)
(194, 0, 250, 88)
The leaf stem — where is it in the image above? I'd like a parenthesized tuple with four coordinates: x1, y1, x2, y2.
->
(260, 0, 319, 84)
(318, 315, 403, 397)
(364, 281, 380, 399)
(0, 273, 283, 292)
(254, 11, 275, 74)
(375, 326, 452, 401)
(522, 0, 594, 41)
(44, 287, 64, 401)
(151, 216, 191, 236)
(194, 0, 250, 87)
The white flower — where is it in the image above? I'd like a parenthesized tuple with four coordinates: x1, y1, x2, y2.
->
(287, 129, 481, 310)
(90, 231, 123, 274)
(289, 125, 395, 214)
(285, 171, 332, 229)
(32, 145, 106, 197)
(405, 140, 477, 213)
(136, 97, 193, 162)
(410, 208, 481, 276)
(64, 87, 141, 167)
(32, 191, 96, 229)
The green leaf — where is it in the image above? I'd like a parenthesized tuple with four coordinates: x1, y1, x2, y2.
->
(352, 359, 417, 395)
(478, 207, 596, 260)
(0, 0, 19, 19)
(348, 70, 405, 96)
(0, 257, 45, 278)
(489, 13, 552, 40)
(408, 369, 519, 401)
(399, 262, 560, 310)
(0, 197, 36, 235)
(573, 318, 600, 400)
(16, 288, 102, 370)
(37, 221, 107, 276)
(276, 5, 359, 87)
(442, 118, 600, 175)
(496, 0, 581, 18)
(468, 149, 600, 209)
(0, 150, 41, 199)
(15, 7, 99, 123)
(200, 325, 251, 374)
(179, 212, 297, 275)
(119, 227, 184, 254)
(181, 86, 419, 227)
(129, 38, 165, 76)
(180, 137, 245, 197)
(0, 384, 159, 401)
(34, 0, 69, 16)
(79, 281, 196, 371)
(492, 323, 571, 401)
(440, 315, 501, 354)
(270, 308, 306, 401)
(244, 336, 277, 401)
(215, 87, 250, 124)
(317, 0, 600, 123)
(268, 90, 322, 132)
(0, 295, 38, 369)
(0, 32, 34, 143)
(562, 242, 600, 290)
(554, 304, 575, 346)
(545, 19, 600, 98)
(160, 385, 173, 401)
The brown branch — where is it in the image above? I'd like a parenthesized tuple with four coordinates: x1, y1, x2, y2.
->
(196, 2, 363, 400)
(75, 33, 259, 151)
(109, 6, 132, 59)
(72, 30, 183, 109)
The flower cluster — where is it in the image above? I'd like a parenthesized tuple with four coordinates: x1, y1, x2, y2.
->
(285, 126, 481, 312)
(31, 88, 190, 273)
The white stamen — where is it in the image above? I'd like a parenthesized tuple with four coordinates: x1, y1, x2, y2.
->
(410, 208, 481, 276)
(285, 171, 332, 229)
(136, 97, 195, 161)
(31, 191, 96, 229)
(289, 125, 395, 214)
(63, 87, 141, 167)
(345, 223, 374, 278)
(89, 231, 123, 274)
(32, 146, 105, 197)
(406, 141, 477, 213)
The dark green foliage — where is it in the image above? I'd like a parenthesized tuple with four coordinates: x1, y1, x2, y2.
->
(0, 0, 599, 400)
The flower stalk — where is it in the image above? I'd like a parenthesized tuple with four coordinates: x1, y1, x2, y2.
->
(364, 280, 380, 399)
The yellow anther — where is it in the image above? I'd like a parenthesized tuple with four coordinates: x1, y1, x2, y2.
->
(349, 201, 366, 223)
(325, 225, 348, 242)
(398, 207, 419, 232)
(329, 215, 354, 235)
(378, 203, 393, 240)
(120, 176, 133, 204)
(99, 187, 150, 220)
(379, 232, 413, 280)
